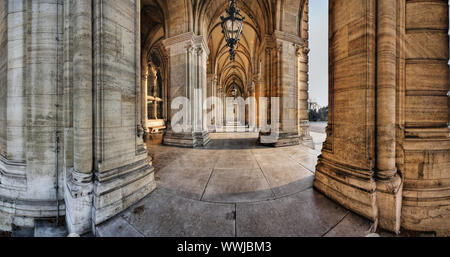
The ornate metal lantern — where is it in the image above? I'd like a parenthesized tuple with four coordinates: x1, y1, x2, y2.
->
(221, 0, 245, 61)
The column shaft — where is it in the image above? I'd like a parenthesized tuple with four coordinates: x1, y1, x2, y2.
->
(141, 63, 148, 131)
(376, 0, 397, 178)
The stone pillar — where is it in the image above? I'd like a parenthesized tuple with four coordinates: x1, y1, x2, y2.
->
(1, 0, 66, 231)
(314, 0, 380, 233)
(376, 0, 398, 180)
(91, 0, 155, 234)
(253, 74, 264, 129)
(314, 0, 403, 235)
(141, 62, 148, 132)
(0, 0, 29, 231)
(148, 63, 158, 119)
(399, 0, 450, 236)
(374, 0, 403, 233)
(296, 45, 314, 148)
(162, 32, 210, 147)
(64, 0, 94, 234)
(259, 32, 302, 147)
(206, 73, 217, 132)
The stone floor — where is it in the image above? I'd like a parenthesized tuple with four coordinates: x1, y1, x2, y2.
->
(97, 124, 389, 237)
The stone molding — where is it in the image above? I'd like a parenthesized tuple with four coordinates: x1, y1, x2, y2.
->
(273, 30, 306, 46)
(162, 32, 210, 57)
(0, 155, 26, 191)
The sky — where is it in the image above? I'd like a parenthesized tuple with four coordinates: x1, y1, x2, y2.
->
(308, 0, 329, 107)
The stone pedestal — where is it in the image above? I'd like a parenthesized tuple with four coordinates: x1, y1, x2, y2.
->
(375, 175, 403, 233)
(259, 132, 300, 147)
(163, 131, 211, 148)
(64, 170, 94, 234)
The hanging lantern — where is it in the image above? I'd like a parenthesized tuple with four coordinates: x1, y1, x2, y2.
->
(221, 0, 245, 61)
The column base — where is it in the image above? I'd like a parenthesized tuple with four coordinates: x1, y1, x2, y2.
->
(314, 157, 377, 223)
(259, 132, 300, 147)
(375, 174, 403, 234)
(0, 197, 65, 232)
(163, 130, 211, 148)
(299, 120, 314, 149)
(92, 154, 156, 231)
(64, 170, 94, 235)
(0, 156, 65, 232)
(314, 156, 404, 234)
(300, 135, 315, 149)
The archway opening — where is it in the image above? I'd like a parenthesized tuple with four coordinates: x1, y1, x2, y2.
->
(308, 0, 329, 151)
(203, 0, 264, 134)
(141, 0, 168, 145)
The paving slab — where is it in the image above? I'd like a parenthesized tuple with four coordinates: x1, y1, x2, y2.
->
(236, 201, 298, 237)
(156, 165, 213, 200)
(269, 175, 315, 197)
(214, 152, 260, 169)
(96, 216, 143, 237)
(257, 160, 313, 197)
(267, 188, 349, 237)
(202, 168, 275, 203)
(323, 212, 373, 237)
(121, 188, 235, 237)
(104, 131, 380, 238)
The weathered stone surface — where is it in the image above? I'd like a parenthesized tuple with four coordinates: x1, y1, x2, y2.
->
(315, 0, 450, 235)
(0, 0, 448, 237)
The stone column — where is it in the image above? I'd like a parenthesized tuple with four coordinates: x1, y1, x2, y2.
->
(90, 0, 155, 234)
(253, 74, 264, 129)
(376, 0, 397, 180)
(64, 0, 94, 234)
(0, 0, 29, 231)
(148, 63, 158, 119)
(206, 73, 217, 131)
(375, 0, 402, 233)
(162, 32, 210, 147)
(141, 62, 148, 132)
(259, 32, 301, 147)
(296, 45, 313, 148)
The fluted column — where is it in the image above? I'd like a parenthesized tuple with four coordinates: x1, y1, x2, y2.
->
(259, 32, 302, 147)
(141, 63, 148, 132)
(254, 75, 265, 128)
(376, 0, 397, 180)
(162, 32, 210, 147)
(375, 0, 402, 234)
(148, 64, 158, 119)
(65, 0, 94, 235)
(296, 45, 313, 148)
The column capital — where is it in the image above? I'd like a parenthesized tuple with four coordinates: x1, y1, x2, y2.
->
(162, 32, 210, 57)
(272, 30, 306, 46)
(295, 45, 310, 58)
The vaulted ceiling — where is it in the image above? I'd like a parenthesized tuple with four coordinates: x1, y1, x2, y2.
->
(140, 0, 308, 96)
(200, 0, 270, 96)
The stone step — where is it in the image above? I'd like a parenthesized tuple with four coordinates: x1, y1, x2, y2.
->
(34, 220, 68, 238)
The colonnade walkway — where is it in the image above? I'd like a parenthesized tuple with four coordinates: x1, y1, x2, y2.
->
(97, 125, 394, 237)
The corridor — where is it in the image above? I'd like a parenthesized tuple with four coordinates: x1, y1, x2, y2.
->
(96, 126, 388, 237)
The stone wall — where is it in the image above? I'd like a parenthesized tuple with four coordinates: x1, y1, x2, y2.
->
(0, 0, 65, 231)
(90, 0, 156, 234)
(400, 0, 450, 236)
(315, 0, 450, 236)
(0, 0, 6, 157)
(315, 0, 378, 224)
